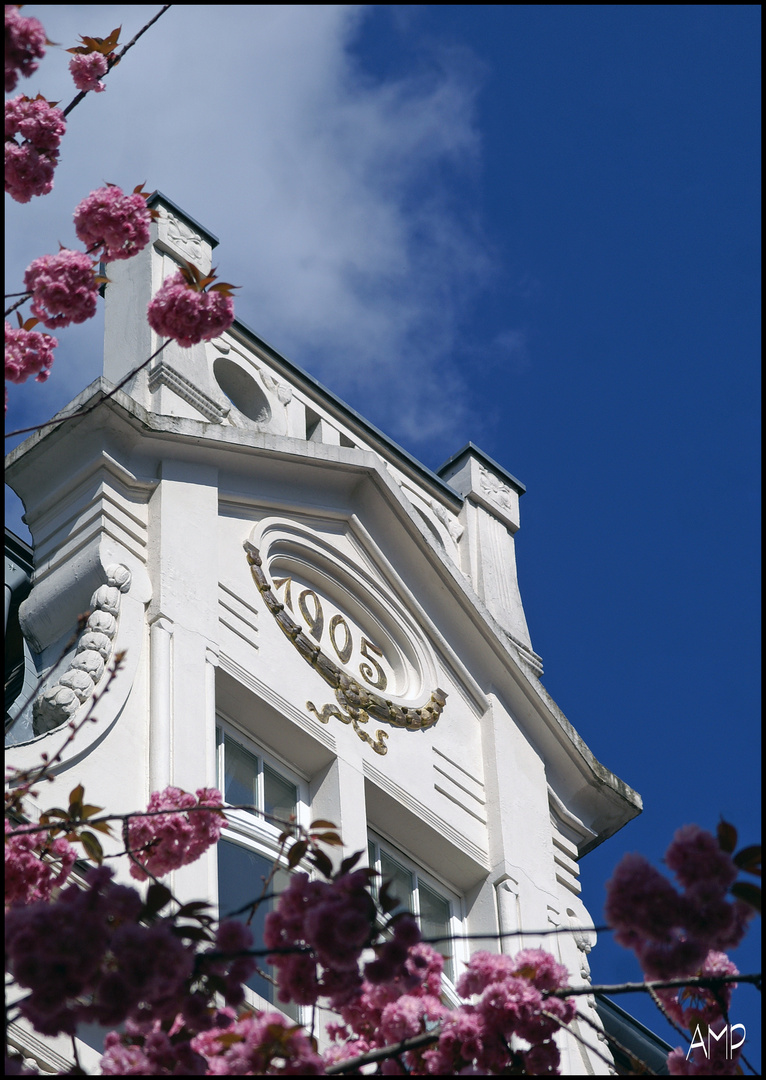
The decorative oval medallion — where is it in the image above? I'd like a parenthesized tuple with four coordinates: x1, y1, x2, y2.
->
(244, 536, 447, 755)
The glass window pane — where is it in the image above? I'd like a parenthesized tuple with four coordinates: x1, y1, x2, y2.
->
(263, 763, 297, 828)
(368, 841, 378, 898)
(217, 839, 297, 1018)
(223, 734, 259, 809)
(379, 851, 414, 914)
(418, 881, 453, 982)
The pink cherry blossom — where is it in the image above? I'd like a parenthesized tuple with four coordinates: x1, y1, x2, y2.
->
(5, 95, 66, 151)
(512, 948, 571, 993)
(191, 1011, 325, 1075)
(69, 52, 108, 93)
(667, 1024, 743, 1076)
(665, 825, 738, 892)
(5, 322, 57, 387)
(102, 1017, 208, 1075)
(24, 250, 99, 329)
(4, 141, 57, 202)
(5, 867, 133, 1035)
(456, 951, 516, 998)
(198, 919, 258, 1007)
(5, 95, 65, 202)
(126, 786, 224, 880)
(655, 950, 739, 1030)
(147, 271, 235, 347)
(5, 6, 47, 93)
(605, 831, 755, 982)
(5, 865, 200, 1038)
(4, 819, 75, 907)
(265, 869, 379, 1009)
(74, 185, 152, 261)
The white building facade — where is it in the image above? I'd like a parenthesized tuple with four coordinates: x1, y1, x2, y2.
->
(6, 193, 641, 1074)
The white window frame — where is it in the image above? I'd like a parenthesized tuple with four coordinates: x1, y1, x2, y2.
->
(215, 713, 310, 1020)
(367, 830, 465, 1004)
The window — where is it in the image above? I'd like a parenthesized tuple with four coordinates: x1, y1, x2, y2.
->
(367, 834, 462, 987)
(215, 719, 305, 1015)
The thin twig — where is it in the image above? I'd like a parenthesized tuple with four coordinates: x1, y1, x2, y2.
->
(4, 294, 30, 317)
(61, 6, 172, 120)
(4, 614, 88, 735)
(5, 338, 170, 439)
(572, 1003, 656, 1075)
(544, 972, 760, 998)
(325, 1028, 441, 1074)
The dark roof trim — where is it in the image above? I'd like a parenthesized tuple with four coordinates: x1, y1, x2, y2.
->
(595, 994, 673, 1075)
(5, 527, 34, 574)
(225, 319, 465, 511)
(438, 441, 526, 495)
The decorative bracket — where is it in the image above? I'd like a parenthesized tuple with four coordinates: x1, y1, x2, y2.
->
(244, 541, 447, 755)
(32, 564, 132, 737)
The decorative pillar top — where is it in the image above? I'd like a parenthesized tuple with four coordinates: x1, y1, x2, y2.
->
(438, 442, 525, 534)
(148, 191, 218, 276)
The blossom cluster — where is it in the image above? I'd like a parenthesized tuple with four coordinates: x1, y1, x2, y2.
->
(4, 819, 76, 907)
(6, 7, 241, 403)
(4, 322, 57, 387)
(5, 5, 46, 92)
(605, 825, 752, 981)
(147, 270, 236, 347)
(263, 868, 382, 1008)
(5, 866, 194, 1036)
(325, 945, 575, 1076)
(24, 250, 99, 329)
(191, 1011, 325, 1075)
(126, 785, 224, 880)
(4, 751, 757, 1079)
(74, 185, 152, 261)
(69, 51, 108, 93)
(5, 94, 66, 202)
(605, 825, 754, 1075)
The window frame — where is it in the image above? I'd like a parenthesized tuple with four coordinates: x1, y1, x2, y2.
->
(214, 713, 310, 1019)
(367, 829, 465, 1001)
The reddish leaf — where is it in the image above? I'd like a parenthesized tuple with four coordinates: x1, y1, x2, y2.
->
(68, 784, 85, 809)
(730, 881, 761, 912)
(143, 883, 172, 917)
(339, 851, 363, 876)
(309, 849, 333, 879)
(172, 925, 214, 942)
(310, 819, 339, 830)
(733, 845, 761, 876)
(79, 830, 103, 864)
(177, 901, 213, 917)
(717, 818, 738, 854)
(287, 840, 308, 868)
(311, 831, 342, 846)
(216, 1032, 245, 1048)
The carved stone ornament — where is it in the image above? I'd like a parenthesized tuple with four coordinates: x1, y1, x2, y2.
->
(478, 465, 515, 512)
(164, 211, 208, 265)
(244, 541, 446, 755)
(32, 565, 132, 737)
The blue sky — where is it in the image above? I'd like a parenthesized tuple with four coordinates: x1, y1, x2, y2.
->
(6, 5, 761, 1067)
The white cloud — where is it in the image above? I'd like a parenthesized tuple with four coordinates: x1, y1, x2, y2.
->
(7, 5, 495, 444)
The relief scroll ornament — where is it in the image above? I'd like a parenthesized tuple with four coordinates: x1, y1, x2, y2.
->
(244, 541, 446, 755)
(32, 565, 132, 737)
